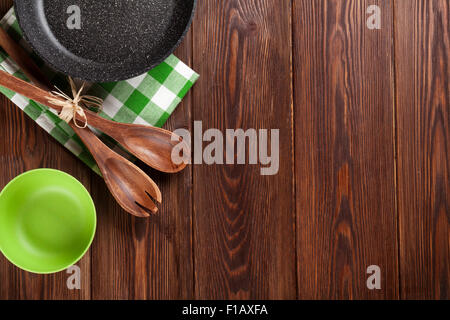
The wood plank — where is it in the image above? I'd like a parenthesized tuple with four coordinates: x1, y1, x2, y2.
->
(192, 0, 296, 299)
(293, 0, 399, 299)
(0, 0, 91, 300)
(90, 32, 194, 300)
(395, 0, 449, 299)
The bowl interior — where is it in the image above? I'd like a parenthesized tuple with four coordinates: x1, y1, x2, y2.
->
(0, 169, 96, 274)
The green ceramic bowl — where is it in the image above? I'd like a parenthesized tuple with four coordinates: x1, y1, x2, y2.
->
(0, 169, 96, 274)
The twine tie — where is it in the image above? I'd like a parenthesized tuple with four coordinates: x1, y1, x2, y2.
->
(47, 77, 103, 128)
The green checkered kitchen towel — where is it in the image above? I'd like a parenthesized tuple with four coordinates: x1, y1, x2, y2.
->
(0, 8, 198, 174)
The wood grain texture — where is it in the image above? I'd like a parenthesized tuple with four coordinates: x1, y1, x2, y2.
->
(293, 0, 399, 299)
(0, 0, 448, 300)
(192, 0, 296, 299)
(395, 0, 449, 299)
(90, 31, 194, 300)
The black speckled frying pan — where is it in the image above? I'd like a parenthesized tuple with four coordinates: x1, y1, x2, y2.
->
(14, 0, 196, 82)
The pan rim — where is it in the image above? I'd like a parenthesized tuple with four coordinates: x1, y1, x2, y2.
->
(14, 0, 197, 82)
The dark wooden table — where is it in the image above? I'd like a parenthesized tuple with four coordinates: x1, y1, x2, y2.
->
(0, 0, 448, 300)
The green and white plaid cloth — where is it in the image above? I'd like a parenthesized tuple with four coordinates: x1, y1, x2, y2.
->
(0, 8, 198, 174)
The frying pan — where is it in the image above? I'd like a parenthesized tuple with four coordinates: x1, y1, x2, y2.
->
(14, 0, 196, 82)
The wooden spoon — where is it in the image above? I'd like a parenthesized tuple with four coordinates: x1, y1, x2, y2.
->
(75, 124, 162, 217)
(79, 110, 188, 173)
(0, 27, 188, 173)
(0, 69, 161, 217)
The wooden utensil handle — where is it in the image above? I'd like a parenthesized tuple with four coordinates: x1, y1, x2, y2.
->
(0, 28, 53, 91)
(0, 69, 100, 127)
(0, 69, 64, 110)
